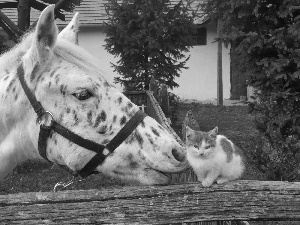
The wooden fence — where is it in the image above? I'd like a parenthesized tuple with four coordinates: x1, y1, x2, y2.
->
(1, 81, 299, 224)
(124, 85, 182, 146)
(1, 181, 300, 224)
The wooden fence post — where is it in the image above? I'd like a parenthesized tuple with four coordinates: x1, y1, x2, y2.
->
(182, 110, 200, 142)
(149, 76, 159, 99)
(158, 84, 170, 117)
(171, 110, 200, 184)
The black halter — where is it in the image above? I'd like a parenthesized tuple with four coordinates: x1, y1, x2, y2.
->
(17, 65, 147, 178)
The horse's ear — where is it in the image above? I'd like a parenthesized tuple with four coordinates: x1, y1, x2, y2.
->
(34, 5, 57, 61)
(22, 5, 57, 80)
(58, 12, 79, 45)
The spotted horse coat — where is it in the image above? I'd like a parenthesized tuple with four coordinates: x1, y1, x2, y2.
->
(0, 5, 188, 185)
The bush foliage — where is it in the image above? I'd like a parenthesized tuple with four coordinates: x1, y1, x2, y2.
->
(205, 0, 300, 181)
(104, 0, 196, 90)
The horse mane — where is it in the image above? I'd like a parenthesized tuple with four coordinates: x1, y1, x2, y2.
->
(54, 39, 108, 79)
(0, 32, 33, 77)
(0, 31, 108, 80)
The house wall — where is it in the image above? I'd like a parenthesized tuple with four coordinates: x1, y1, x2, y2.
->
(77, 24, 231, 100)
(78, 27, 122, 91)
(172, 23, 231, 101)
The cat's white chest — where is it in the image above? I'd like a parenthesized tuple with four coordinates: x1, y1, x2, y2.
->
(186, 147, 226, 176)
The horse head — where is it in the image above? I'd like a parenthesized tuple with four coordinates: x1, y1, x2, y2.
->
(0, 5, 188, 185)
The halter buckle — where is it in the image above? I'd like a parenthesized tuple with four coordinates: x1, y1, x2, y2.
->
(38, 111, 55, 127)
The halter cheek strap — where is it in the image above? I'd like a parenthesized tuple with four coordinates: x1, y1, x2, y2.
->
(17, 65, 147, 178)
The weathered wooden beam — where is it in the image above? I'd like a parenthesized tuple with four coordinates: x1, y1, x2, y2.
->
(42, 0, 82, 11)
(18, 0, 31, 31)
(28, 0, 69, 33)
(0, 10, 23, 35)
(0, 9, 23, 41)
(0, 2, 18, 9)
(0, 17, 18, 41)
(0, 180, 299, 224)
(31, 0, 65, 21)
(54, 0, 67, 12)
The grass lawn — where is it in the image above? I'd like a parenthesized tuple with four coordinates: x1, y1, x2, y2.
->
(0, 102, 265, 195)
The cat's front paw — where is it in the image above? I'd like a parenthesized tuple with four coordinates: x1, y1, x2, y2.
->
(216, 178, 229, 184)
(202, 180, 213, 187)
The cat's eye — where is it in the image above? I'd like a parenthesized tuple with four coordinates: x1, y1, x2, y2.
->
(205, 145, 211, 149)
(194, 145, 199, 149)
(72, 89, 94, 101)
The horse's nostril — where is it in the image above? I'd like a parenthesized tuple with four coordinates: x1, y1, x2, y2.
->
(172, 148, 185, 162)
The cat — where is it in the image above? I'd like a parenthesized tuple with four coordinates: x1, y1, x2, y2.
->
(185, 126, 245, 187)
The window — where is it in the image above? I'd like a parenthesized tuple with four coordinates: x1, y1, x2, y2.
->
(191, 27, 207, 46)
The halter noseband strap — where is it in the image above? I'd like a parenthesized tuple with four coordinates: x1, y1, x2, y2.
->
(17, 65, 147, 178)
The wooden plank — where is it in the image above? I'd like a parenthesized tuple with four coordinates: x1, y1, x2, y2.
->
(0, 9, 23, 37)
(17, 0, 31, 31)
(0, 16, 18, 41)
(145, 90, 183, 145)
(31, 0, 65, 22)
(0, 2, 18, 9)
(0, 181, 299, 224)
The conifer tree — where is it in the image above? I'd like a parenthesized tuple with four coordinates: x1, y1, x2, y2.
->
(104, 0, 196, 90)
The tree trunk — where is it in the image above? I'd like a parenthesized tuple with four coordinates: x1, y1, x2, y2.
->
(217, 19, 223, 106)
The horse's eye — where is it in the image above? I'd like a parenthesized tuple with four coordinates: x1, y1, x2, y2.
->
(205, 145, 211, 149)
(72, 90, 93, 101)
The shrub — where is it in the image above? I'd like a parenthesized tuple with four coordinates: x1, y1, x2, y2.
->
(205, 0, 300, 181)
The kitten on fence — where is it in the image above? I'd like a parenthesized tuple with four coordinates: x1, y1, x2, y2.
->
(185, 126, 245, 187)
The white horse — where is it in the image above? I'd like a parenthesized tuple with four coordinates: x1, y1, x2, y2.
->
(0, 5, 188, 185)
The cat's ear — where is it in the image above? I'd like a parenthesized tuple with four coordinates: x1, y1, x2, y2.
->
(208, 127, 218, 139)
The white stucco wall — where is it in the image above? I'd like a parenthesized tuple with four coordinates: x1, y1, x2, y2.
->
(77, 25, 230, 100)
(78, 27, 122, 91)
(172, 23, 231, 101)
